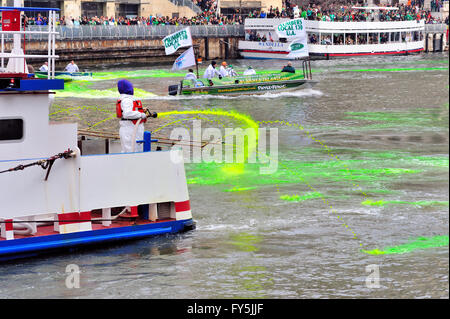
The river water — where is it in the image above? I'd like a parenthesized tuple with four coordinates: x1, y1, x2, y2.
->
(0, 54, 448, 299)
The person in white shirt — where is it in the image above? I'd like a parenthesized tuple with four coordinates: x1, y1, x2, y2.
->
(227, 65, 237, 77)
(65, 60, 79, 73)
(203, 61, 222, 79)
(184, 69, 197, 82)
(39, 62, 48, 72)
(243, 66, 256, 76)
(219, 61, 229, 78)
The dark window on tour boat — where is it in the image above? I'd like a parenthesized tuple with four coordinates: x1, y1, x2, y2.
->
(0, 119, 23, 141)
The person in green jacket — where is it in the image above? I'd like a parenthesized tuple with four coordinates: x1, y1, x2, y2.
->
(281, 62, 295, 73)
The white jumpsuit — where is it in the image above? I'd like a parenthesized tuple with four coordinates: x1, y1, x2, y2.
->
(219, 65, 228, 77)
(119, 94, 146, 153)
(65, 63, 79, 73)
(203, 64, 221, 79)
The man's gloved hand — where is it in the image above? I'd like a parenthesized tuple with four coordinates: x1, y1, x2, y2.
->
(141, 113, 147, 119)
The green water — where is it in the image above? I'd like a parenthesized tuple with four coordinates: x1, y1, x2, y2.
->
(20, 54, 447, 299)
(363, 235, 449, 255)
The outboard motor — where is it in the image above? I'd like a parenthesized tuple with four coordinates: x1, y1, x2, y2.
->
(168, 84, 179, 96)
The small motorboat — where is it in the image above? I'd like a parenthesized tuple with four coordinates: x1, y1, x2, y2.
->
(169, 60, 316, 96)
(34, 71, 93, 82)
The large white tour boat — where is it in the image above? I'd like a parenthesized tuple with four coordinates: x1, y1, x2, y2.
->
(239, 13, 425, 59)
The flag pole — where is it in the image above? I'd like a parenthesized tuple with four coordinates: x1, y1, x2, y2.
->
(194, 45, 199, 78)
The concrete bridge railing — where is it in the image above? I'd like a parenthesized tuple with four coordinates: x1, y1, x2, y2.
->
(17, 24, 245, 41)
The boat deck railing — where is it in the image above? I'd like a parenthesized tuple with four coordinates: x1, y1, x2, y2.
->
(0, 6, 59, 78)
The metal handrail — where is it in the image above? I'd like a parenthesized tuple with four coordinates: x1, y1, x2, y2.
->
(9, 24, 245, 41)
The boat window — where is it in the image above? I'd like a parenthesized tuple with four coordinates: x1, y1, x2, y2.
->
(369, 33, 379, 44)
(345, 33, 356, 45)
(405, 32, 413, 42)
(308, 32, 319, 44)
(0, 118, 23, 141)
(392, 32, 401, 42)
(401, 32, 407, 42)
(357, 33, 368, 45)
(320, 33, 332, 45)
(333, 33, 344, 45)
(380, 32, 389, 44)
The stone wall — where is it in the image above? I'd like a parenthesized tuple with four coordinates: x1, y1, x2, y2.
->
(3, 36, 242, 68)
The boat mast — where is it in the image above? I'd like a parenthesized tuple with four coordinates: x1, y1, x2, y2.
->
(5, 0, 27, 73)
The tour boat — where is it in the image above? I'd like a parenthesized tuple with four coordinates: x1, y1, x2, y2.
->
(239, 12, 425, 59)
(0, 6, 194, 262)
(168, 60, 316, 96)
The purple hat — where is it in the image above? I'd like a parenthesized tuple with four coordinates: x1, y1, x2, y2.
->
(117, 79, 134, 95)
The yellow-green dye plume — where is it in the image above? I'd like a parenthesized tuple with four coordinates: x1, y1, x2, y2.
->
(158, 109, 260, 175)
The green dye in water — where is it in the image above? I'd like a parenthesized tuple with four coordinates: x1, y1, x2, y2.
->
(224, 186, 258, 192)
(280, 192, 323, 202)
(337, 66, 448, 73)
(343, 109, 449, 130)
(362, 199, 449, 207)
(363, 235, 449, 255)
(228, 232, 262, 252)
(56, 81, 156, 99)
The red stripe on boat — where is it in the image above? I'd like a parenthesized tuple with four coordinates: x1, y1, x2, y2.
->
(79, 211, 91, 221)
(4, 219, 13, 231)
(175, 200, 191, 212)
(58, 212, 80, 225)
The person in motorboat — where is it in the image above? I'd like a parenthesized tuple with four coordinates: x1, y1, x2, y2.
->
(219, 61, 229, 78)
(281, 62, 296, 73)
(65, 60, 79, 73)
(185, 68, 203, 87)
(39, 62, 48, 72)
(116, 79, 157, 153)
(185, 68, 197, 82)
(226, 64, 237, 77)
(203, 60, 222, 79)
(243, 66, 256, 76)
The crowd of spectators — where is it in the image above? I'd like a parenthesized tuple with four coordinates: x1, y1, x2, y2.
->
(22, 0, 448, 27)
